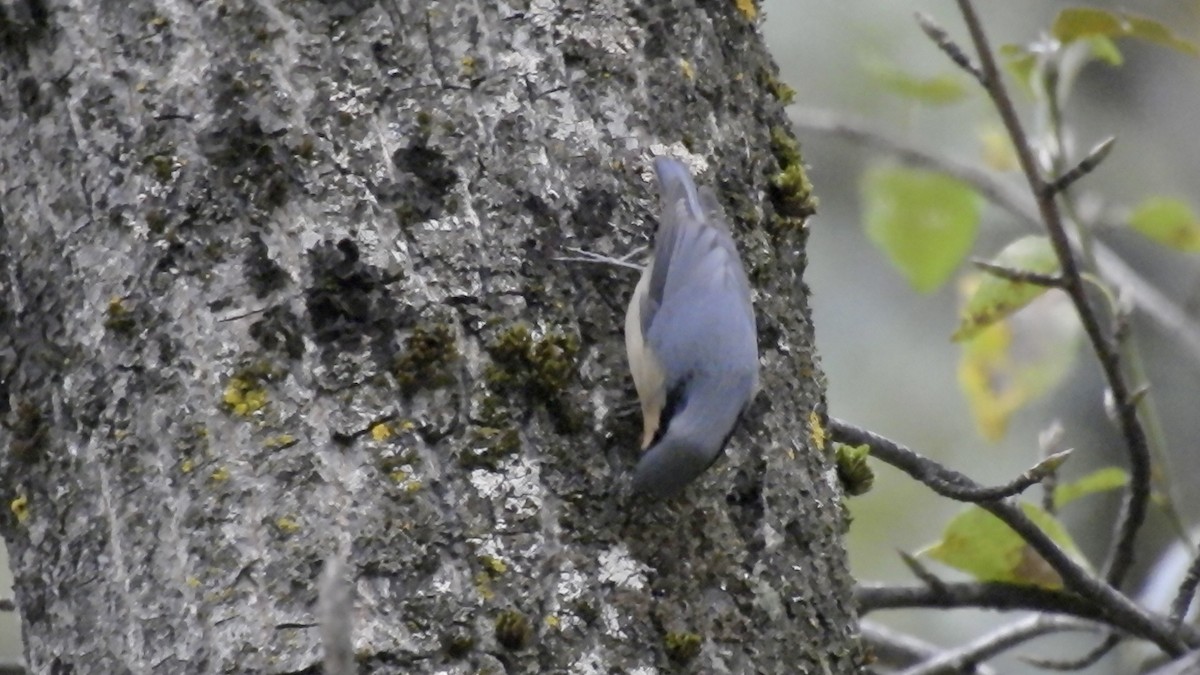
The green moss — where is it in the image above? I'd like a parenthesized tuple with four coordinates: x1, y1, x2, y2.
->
(835, 443, 875, 496)
(145, 209, 168, 235)
(104, 296, 138, 335)
(393, 323, 458, 394)
(664, 631, 703, 663)
(770, 126, 801, 169)
(8, 400, 48, 463)
(494, 609, 532, 650)
(461, 426, 521, 470)
(485, 323, 581, 428)
(147, 153, 176, 182)
(442, 627, 475, 658)
(415, 110, 433, 134)
(771, 163, 817, 228)
(758, 67, 796, 105)
(295, 135, 315, 160)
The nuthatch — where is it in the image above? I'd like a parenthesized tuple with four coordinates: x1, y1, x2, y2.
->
(626, 157, 759, 498)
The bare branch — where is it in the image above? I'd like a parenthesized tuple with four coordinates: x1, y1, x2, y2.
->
(831, 418, 1195, 654)
(1171, 553, 1200, 624)
(899, 550, 948, 592)
(953, 0, 1153, 591)
(897, 615, 1098, 675)
(858, 582, 1099, 621)
(1148, 649, 1200, 675)
(1022, 633, 1121, 671)
(832, 418, 1064, 503)
(971, 259, 1065, 289)
(861, 620, 1001, 674)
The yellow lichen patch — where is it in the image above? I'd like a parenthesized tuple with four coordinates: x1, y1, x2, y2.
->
(479, 555, 507, 577)
(10, 495, 28, 524)
(209, 466, 230, 483)
(734, 0, 757, 21)
(185, 576, 201, 588)
(544, 615, 560, 629)
(807, 410, 826, 451)
(222, 377, 267, 417)
(679, 58, 695, 81)
(263, 434, 297, 449)
(181, 458, 195, 474)
(399, 419, 416, 432)
(460, 55, 478, 77)
(275, 516, 301, 535)
(473, 572, 495, 601)
(370, 422, 392, 442)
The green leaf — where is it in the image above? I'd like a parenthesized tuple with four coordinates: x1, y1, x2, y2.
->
(1052, 8, 1200, 58)
(1085, 36, 1124, 66)
(1129, 197, 1200, 252)
(953, 236, 1060, 341)
(958, 291, 1081, 440)
(999, 44, 1038, 93)
(1052, 8, 1124, 42)
(862, 166, 982, 293)
(923, 502, 1088, 588)
(1125, 15, 1200, 57)
(1054, 467, 1130, 509)
(867, 62, 969, 105)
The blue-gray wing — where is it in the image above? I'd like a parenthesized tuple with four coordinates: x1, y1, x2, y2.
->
(641, 157, 754, 345)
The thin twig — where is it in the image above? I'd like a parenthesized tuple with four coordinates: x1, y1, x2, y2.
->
(899, 550, 948, 592)
(914, 12, 983, 83)
(954, 0, 1152, 591)
(971, 259, 1064, 288)
(831, 418, 1194, 654)
(1170, 553, 1200, 624)
(862, 620, 1000, 674)
(1148, 649, 1200, 675)
(1022, 632, 1121, 671)
(1047, 137, 1117, 196)
(554, 245, 646, 271)
(897, 615, 1098, 675)
(1038, 421, 1066, 515)
(836, 416, 1065, 502)
(858, 582, 1099, 621)
(857, 581, 1188, 653)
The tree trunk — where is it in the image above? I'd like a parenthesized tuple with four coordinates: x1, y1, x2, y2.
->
(0, 0, 864, 672)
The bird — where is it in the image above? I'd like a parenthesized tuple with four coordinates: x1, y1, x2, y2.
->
(625, 156, 759, 498)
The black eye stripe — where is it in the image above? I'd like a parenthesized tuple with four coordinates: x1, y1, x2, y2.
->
(650, 375, 691, 447)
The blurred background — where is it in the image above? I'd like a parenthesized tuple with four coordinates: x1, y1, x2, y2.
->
(762, 0, 1200, 671)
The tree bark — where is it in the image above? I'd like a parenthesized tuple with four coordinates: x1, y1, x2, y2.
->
(0, 0, 864, 672)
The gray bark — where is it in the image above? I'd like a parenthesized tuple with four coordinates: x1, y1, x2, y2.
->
(0, 0, 863, 672)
